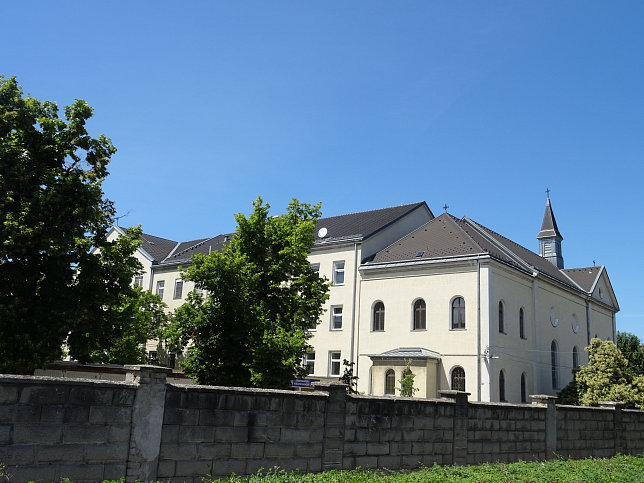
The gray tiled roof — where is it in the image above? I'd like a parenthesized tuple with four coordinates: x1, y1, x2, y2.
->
(139, 233, 178, 262)
(367, 212, 593, 294)
(562, 266, 602, 292)
(314, 202, 431, 244)
(158, 234, 233, 266)
(370, 347, 441, 360)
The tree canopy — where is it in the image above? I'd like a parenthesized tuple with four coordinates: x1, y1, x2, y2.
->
(617, 331, 644, 378)
(0, 76, 156, 372)
(558, 338, 644, 410)
(167, 197, 329, 389)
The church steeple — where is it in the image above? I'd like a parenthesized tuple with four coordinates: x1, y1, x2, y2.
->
(537, 190, 564, 269)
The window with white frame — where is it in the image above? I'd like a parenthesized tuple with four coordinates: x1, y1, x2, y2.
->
(333, 261, 345, 285)
(385, 369, 396, 395)
(311, 263, 320, 273)
(329, 351, 341, 376)
(451, 297, 466, 329)
(134, 275, 143, 288)
(331, 306, 343, 330)
(413, 299, 426, 330)
(304, 351, 315, 374)
(156, 280, 165, 298)
(173, 279, 183, 299)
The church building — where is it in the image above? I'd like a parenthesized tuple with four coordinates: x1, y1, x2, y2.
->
(110, 196, 618, 403)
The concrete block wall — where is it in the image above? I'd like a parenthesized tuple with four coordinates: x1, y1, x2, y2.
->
(2, 368, 644, 482)
(344, 396, 454, 470)
(467, 403, 546, 464)
(0, 374, 136, 482)
(158, 384, 328, 481)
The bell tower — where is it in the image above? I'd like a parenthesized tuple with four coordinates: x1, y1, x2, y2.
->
(537, 190, 564, 269)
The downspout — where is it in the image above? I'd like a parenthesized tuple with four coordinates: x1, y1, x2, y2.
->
(585, 300, 591, 346)
(477, 260, 482, 401)
(350, 242, 359, 367)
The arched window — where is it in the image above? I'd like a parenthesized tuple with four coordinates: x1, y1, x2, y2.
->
(521, 373, 527, 403)
(551, 340, 559, 389)
(451, 366, 465, 391)
(519, 308, 526, 339)
(373, 302, 385, 331)
(572, 346, 579, 370)
(385, 369, 396, 395)
(498, 301, 505, 333)
(499, 370, 506, 401)
(451, 297, 466, 329)
(413, 299, 426, 330)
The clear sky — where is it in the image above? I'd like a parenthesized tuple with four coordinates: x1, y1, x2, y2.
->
(3, 2, 643, 339)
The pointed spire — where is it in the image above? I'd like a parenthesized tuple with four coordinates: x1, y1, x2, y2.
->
(537, 196, 563, 240)
(537, 191, 564, 269)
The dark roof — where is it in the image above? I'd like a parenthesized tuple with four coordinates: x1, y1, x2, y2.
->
(367, 212, 591, 294)
(370, 347, 441, 360)
(139, 233, 178, 262)
(314, 202, 431, 244)
(537, 198, 563, 240)
(562, 266, 602, 292)
(158, 234, 233, 266)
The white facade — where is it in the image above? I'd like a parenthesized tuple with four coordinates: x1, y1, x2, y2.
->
(120, 200, 618, 402)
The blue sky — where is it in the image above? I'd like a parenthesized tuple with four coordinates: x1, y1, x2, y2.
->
(3, 2, 643, 339)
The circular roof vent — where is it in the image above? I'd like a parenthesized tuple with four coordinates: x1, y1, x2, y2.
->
(317, 227, 328, 238)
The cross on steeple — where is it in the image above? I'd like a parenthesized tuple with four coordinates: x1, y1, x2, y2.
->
(546, 188, 550, 199)
(443, 204, 449, 212)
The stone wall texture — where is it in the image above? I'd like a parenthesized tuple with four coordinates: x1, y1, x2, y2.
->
(1, 368, 643, 482)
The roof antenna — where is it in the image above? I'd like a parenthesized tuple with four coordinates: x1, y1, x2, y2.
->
(114, 210, 131, 226)
(443, 204, 449, 212)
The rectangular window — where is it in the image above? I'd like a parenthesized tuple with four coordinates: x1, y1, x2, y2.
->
(134, 275, 143, 288)
(156, 280, 165, 298)
(173, 279, 183, 299)
(304, 351, 315, 374)
(311, 263, 320, 272)
(329, 351, 341, 376)
(331, 306, 343, 330)
(333, 261, 345, 285)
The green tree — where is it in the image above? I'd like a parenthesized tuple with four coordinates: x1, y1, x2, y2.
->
(0, 76, 151, 372)
(340, 359, 359, 394)
(560, 338, 644, 409)
(617, 331, 644, 377)
(399, 360, 418, 397)
(168, 197, 330, 388)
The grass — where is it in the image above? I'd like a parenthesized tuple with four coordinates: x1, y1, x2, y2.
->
(206, 455, 644, 482)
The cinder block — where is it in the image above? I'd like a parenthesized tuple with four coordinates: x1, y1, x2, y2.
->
(89, 405, 132, 424)
(0, 444, 35, 464)
(353, 455, 378, 468)
(85, 442, 129, 462)
(108, 423, 131, 443)
(10, 463, 62, 482)
(366, 442, 389, 456)
(12, 404, 43, 423)
(59, 462, 106, 480)
(197, 442, 232, 459)
(162, 424, 180, 442)
(157, 460, 177, 478)
(20, 386, 66, 405)
(69, 387, 113, 405)
(390, 441, 412, 456)
(103, 462, 128, 480)
(64, 405, 90, 423)
(264, 442, 297, 458)
(207, 458, 246, 477)
(411, 441, 434, 455)
(163, 407, 199, 425)
(112, 388, 135, 406)
(231, 442, 265, 458)
(0, 385, 19, 403)
(295, 442, 323, 458)
(248, 426, 281, 443)
(62, 423, 107, 443)
(159, 443, 198, 459)
(36, 443, 86, 462)
(377, 455, 402, 469)
(176, 460, 217, 478)
(214, 426, 248, 443)
(179, 425, 216, 443)
(0, 425, 10, 444)
(402, 454, 422, 469)
(14, 423, 62, 444)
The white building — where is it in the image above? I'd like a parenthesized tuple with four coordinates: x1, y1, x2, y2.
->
(111, 197, 618, 402)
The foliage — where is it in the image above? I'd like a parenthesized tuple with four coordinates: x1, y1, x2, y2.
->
(0, 76, 141, 373)
(166, 197, 329, 388)
(340, 359, 359, 394)
(206, 455, 644, 482)
(559, 338, 644, 409)
(398, 359, 418, 397)
(617, 331, 644, 377)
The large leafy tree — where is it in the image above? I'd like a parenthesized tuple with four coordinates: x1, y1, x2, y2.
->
(0, 76, 155, 372)
(617, 331, 644, 377)
(168, 197, 329, 389)
(559, 338, 644, 410)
